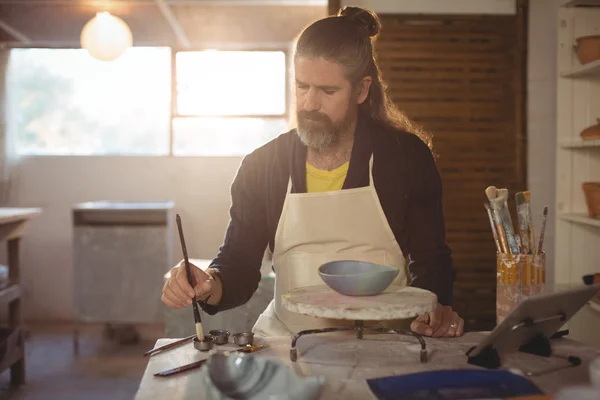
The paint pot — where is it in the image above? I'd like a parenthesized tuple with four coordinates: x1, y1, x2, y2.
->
(209, 330, 230, 345)
(233, 332, 254, 346)
(193, 335, 215, 351)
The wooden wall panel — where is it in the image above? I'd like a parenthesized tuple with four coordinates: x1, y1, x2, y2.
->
(376, 12, 527, 331)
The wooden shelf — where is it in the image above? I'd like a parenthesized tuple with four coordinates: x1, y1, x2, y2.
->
(0, 284, 20, 306)
(560, 139, 600, 148)
(561, 59, 600, 78)
(559, 213, 600, 227)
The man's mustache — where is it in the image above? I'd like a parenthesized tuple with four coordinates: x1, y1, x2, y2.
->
(297, 110, 331, 124)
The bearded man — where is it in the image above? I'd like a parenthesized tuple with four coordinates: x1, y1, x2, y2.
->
(162, 6, 463, 339)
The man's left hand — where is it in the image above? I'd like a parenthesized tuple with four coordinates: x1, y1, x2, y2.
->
(410, 304, 464, 337)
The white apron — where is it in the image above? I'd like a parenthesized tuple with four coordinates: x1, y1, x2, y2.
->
(252, 155, 409, 337)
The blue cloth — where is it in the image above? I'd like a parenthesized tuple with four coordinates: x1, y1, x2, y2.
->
(367, 369, 543, 400)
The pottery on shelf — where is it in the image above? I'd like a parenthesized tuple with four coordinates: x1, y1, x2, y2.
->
(574, 35, 600, 65)
(580, 118, 600, 141)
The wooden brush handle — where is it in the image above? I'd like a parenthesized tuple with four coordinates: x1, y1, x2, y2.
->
(499, 208, 520, 254)
(517, 204, 531, 254)
(491, 208, 510, 253)
(491, 198, 520, 254)
(485, 204, 502, 253)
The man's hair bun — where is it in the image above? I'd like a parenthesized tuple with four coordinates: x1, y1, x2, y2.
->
(338, 6, 381, 38)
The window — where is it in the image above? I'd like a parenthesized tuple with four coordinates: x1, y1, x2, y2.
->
(7, 48, 289, 157)
(176, 51, 286, 117)
(173, 50, 288, 156)
(8, 47, 172, 156)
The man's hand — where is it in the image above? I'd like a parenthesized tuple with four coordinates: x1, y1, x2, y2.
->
(161, 260, 217, 309)
(410, 304, 464, 337)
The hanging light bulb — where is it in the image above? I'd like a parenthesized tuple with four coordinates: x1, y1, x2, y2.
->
(80, 11, 133, 62)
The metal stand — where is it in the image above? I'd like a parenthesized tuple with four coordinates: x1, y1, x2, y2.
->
(466, 312, 567, 369)
(290, 320, 427, 363)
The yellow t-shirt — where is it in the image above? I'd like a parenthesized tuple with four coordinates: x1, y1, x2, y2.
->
(306, 161, 349, 192)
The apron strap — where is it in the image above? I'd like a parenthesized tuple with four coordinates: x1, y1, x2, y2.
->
(368, 154, 375, 187)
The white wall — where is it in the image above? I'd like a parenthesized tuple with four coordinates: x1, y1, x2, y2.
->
(4, 156, 243, 321)
(527, 0, 559, 286)
(7, 0, 561, 322)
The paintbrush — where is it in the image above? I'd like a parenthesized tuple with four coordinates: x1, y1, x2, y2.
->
(515, 191, 534, 254)
(485, 203, 502, 253)
(143, 334, 197, 357)
(537, 206, 548, 254)
(498, 188, 520, 251)
(485, 186, 509, 253)
(175, 214, 205, 342)
(489, 191, 520, 255)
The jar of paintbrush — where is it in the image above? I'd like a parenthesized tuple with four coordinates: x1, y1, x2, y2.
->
(485, 187, 548, 325)
(496, 252, 546, 324)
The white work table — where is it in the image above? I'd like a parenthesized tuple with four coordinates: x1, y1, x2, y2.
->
(134, 331, 600, 399)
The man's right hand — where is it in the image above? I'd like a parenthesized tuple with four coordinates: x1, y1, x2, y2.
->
(161, 260, 215, 309)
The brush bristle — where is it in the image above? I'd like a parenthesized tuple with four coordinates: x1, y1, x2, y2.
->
(485, 186, 497, 201)
(515, 192, 525, 205)
(495, 190, 507, 203)
(196, 323, 205, 341)
(489, 196, 505, 210)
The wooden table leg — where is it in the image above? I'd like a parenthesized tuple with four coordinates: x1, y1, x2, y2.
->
(9, 299, 25, 385)
(8, 237, 25, 385)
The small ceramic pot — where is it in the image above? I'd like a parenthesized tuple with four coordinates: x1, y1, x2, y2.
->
(574, 35, 600, 65)
(233, 332, 254, 346)
(580, 118, 600, 141)
(208, 329, 230, 345)
(193, 335, 215, 351)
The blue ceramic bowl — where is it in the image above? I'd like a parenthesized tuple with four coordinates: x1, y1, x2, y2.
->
(318, 260, 399, 296)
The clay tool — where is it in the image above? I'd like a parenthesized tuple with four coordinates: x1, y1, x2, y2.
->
(144, 334, 197, 357)
(484, 203, 502, 253)
(515, 191, 534, 254)
(175, 214, 205, 342)
(153, 344, 268, 377)
(485, 186, 509, 253)
(537, 206, 548, 254)
(489, 191, 520, 254)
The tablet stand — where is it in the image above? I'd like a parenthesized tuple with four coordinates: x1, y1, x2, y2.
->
(466, 312, 566, 369)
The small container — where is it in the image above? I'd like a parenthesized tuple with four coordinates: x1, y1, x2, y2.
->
(209, 330, 230, 345)
(574, 35, 600, 65)
(496, 252, 546, 325)
(193, 335, 215, 351)
(233, 332, 254, 346)
(582, 182, 600, 219)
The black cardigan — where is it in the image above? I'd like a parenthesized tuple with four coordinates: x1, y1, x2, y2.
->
(203, 112, 454, 314)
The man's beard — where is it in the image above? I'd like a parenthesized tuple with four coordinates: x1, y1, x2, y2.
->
(296, 109, 354, 150)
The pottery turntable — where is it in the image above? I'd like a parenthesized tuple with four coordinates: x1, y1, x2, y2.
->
(281, 260, 438, 363)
